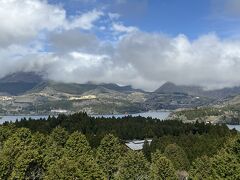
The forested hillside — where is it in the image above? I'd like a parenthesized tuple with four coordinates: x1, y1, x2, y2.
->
(0, 113, 239, 179)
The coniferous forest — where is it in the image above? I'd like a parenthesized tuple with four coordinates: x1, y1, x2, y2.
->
(0, 113, 239, 179)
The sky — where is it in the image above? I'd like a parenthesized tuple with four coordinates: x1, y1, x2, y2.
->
(1, 0, 240, 91)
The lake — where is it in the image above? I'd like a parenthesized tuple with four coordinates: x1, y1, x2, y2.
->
(0, 115, 49, 124)
(0, 111, 171, 124)
(91, 111, 171, 120)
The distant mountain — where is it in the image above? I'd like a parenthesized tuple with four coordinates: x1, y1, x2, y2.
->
(0, 72, 43, 83)
(0, 72, 142, 95)
(155, 82, 240, 99)
(30, 81, 142, 95)
(206, 86, 240, 99)
(3, 73, 240, 114)
(0, 72, 44, 95)
(2, 72, 240, 103)
(155, 82, 203, 96)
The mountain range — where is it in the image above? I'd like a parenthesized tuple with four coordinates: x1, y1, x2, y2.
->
(155, 81, 240, 99)
(0, 72, 147, 114)
(0, 72, 141, 96)
(0, 72, 240, 114)
(0, 72, 43, 95)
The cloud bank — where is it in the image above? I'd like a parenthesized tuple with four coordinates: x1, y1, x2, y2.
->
(0, 0, 240, 91)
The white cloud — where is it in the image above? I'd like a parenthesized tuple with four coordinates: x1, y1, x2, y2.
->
(1, 0, 240, 91)
(2, 31, 240, 91)
(67, 9, 104, 30)
(0, 0, 103, 47)
(46, 52, 113, 84)
(115, 32, 240, 90)
(112, 22, 138, 33)
(108, 12, 121, 20)
(70, 52, 109, 68)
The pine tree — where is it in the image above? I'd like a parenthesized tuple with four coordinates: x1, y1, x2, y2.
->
(142, 140, 151, 161)
(190, 135, 240, 179)
(189, 156, 213, 180)
(211, 149, 240, 179)
(150, 150, 177, 180)
(64, 131, 106, 179)
(48, 126, 68, 147)
(164, 144, 190, 171)
(45, 157, 84, 180)
(64, 131, 92, 159)
(10, 149, 44, 179)
(116, 151, 149, 180)
(0, 128, 32, 179)
(10, 132, 46, 179)
(46, 156, 106, 180)
(96, 134, 124, 179)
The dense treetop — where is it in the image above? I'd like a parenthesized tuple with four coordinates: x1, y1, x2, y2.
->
(0, 112, 239, 179)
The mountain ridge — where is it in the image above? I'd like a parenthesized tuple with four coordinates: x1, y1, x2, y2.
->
(155, 82, 204, 96)
(155, 82, 240, 99)
(0, 72, 143, 95)
(0, 72, 44, 83)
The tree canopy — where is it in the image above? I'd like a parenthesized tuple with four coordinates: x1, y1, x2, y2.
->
(0, 112, 238, 179)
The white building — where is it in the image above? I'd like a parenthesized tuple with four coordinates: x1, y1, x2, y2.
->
(51, 109, 68, 114)
(125, 139, 152, 151)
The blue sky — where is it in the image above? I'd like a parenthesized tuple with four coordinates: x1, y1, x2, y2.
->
(48, 0, 240, 39)
(1, 0, 240, 91)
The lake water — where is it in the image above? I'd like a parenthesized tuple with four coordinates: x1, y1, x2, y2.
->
(91, 111, 171, 120)
(0, 115, 49, 124)
(0, 111, 171, 124)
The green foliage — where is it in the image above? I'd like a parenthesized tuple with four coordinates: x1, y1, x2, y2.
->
(116, 151, 149, 180)
(52, 131, 107, 179)
(189, 156, 213, 180)
(42, 127, 68, 169)
(142, 140, 151, 161)
(0, 113, 238, 179)
(189, 135, 240, 180)
(211, 150, 240, 179)
(14, 112, 233, 142)
(211, 135, 240, 179)
(174, 107, 223, 119)
(0, 128, 32, 178)
(150, 150, 177, 180)
(211, 135, 240, 180)
(164, 144, 190, 171)
(48, 126, 68, 147)
(225, 134, 240, 159)
(45, 156, 106, 180)
(10, 149, 44, 179)
(150, 130, 232, 164)
(0, 124, 16, 147)
(64, 131, 92, 159)
(42, 141, 64, 169)
(96, 134, 124, 179)
(0, 128, 46, 179)
(45, 157, 85, 180)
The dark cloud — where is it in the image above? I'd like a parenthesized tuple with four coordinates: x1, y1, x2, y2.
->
(49, 30, 99, 52)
